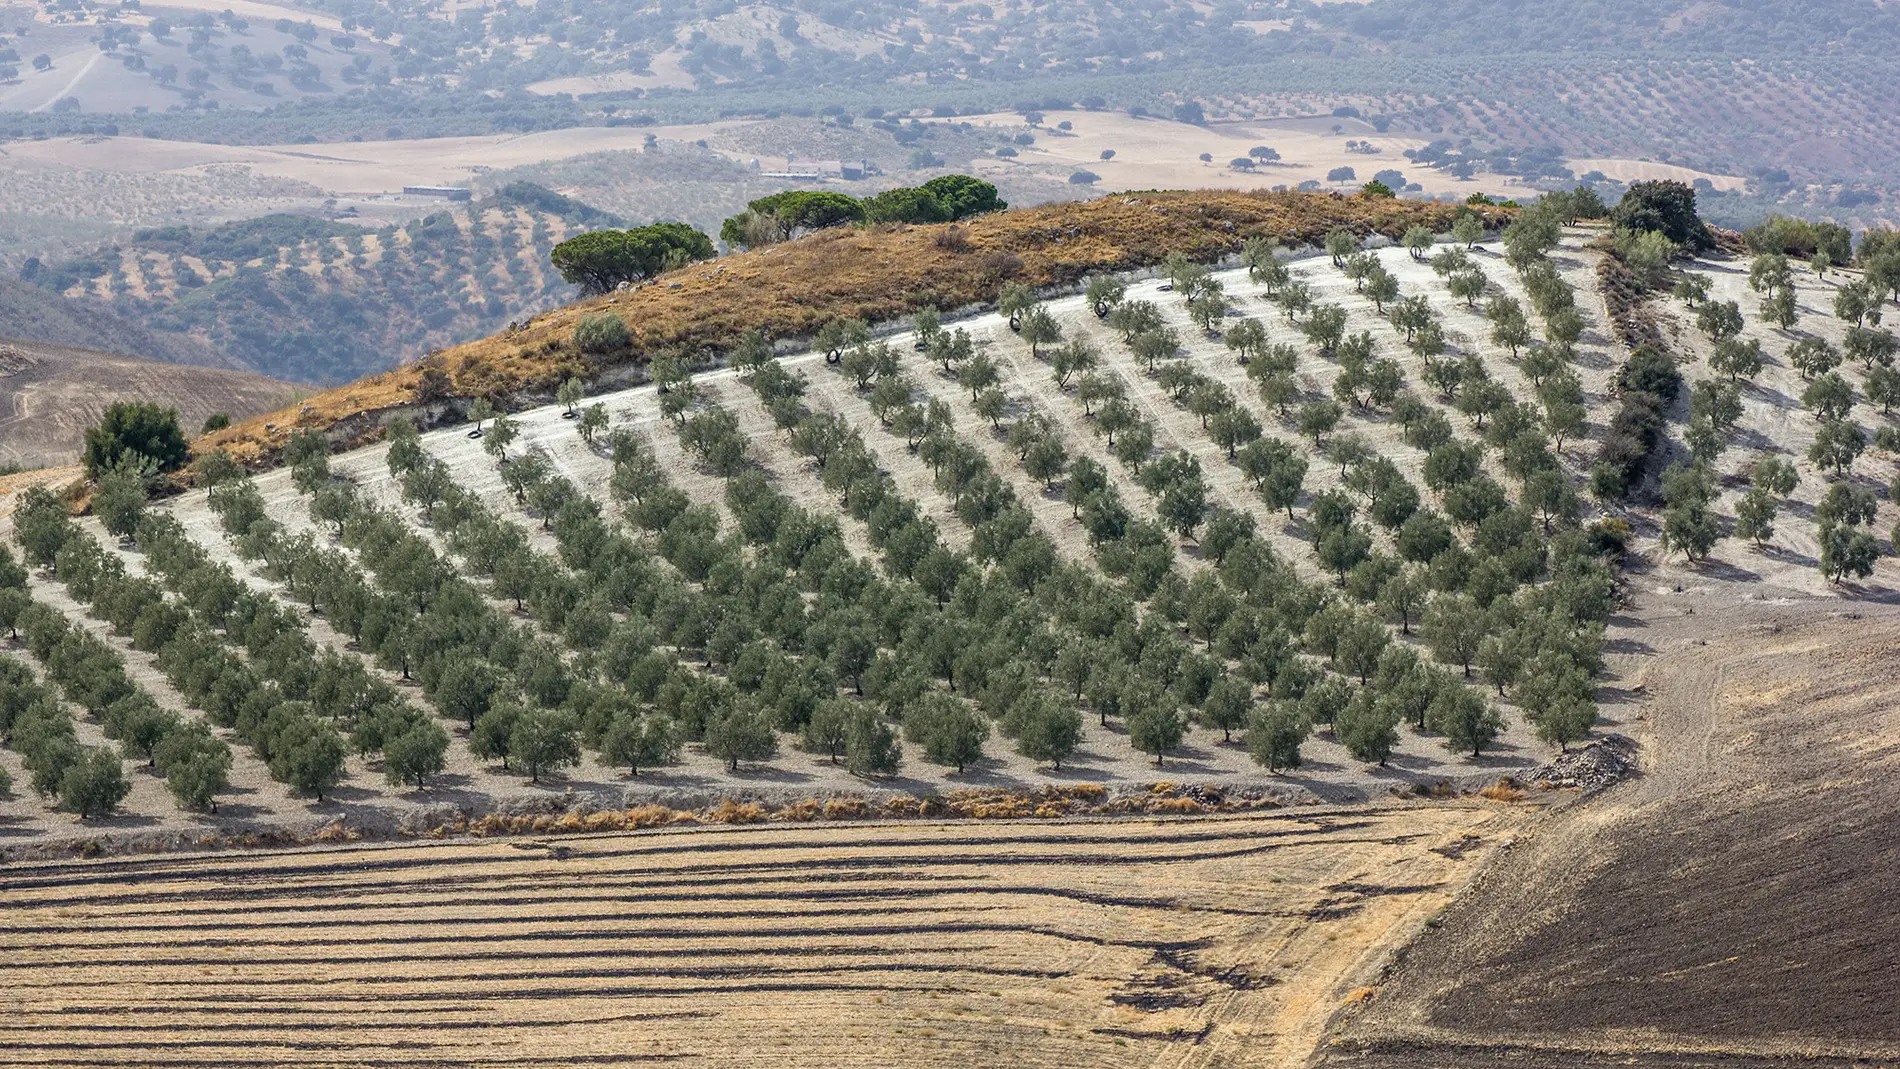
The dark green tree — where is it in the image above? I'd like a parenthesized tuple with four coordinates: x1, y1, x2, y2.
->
(83, 402, 190, 478)
(550, 223, 715, 294)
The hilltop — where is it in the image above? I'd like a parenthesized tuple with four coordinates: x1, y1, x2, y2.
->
(0, 275, 226, 370)
(201, 188, 1503, 461)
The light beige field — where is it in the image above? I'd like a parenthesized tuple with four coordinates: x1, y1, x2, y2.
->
(1565, 157, 1746, 191)
(0, 804, 1524, 1069)
(956, 111, 1746, 200)
(1, 111, 1748, 222)
(1, 122, 761, 198)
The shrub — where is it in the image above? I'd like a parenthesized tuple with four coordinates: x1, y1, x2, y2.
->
(1328, 166, 1357, 182)
(82, 402, 189, 478)
(573, 313, 631, 355)
(1611, 180, 1712, 252)
(1746, 214, 1851, 262)
(1594, 346, 1682, 498)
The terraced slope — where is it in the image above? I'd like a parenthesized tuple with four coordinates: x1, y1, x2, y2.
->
(0, 806, 1518, 1068)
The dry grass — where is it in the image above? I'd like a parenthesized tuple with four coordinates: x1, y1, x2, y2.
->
(0, 804, 1518, 1068)
(198, 189, 1510, 467)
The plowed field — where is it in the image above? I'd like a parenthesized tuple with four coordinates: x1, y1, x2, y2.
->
(0, 805, 1518, 1068)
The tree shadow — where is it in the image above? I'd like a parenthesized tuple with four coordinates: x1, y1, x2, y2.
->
(1694, 558, 1763, 583)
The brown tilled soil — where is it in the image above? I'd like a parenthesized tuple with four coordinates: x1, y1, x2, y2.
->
(0, 804, 1525, 1069)
(1315, 577, 1900, 1068)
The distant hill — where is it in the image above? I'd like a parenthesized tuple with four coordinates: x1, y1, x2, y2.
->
(0, 276, 229, 370)
(0, 337, 292, 471)
(21, 183, 623, 385)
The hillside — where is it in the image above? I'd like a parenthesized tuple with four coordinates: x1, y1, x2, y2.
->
(21, 183, 618, 384)
(6, 183, 1900, 1068)
(0, 337, 292, 471)
(202, 188, 1505, 462)
(0, 275, 227, 370)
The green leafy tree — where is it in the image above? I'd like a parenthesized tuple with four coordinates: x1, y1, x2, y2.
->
(915, 695, 989, 772)
(1019, 305, 1063, 358)
(845, 707, 902, 776)
(269, 715, 347, 802)
(551, 223, 715, 293)
(1810, 419, 1866, 478)
(1452, 213, 1484, 249)
(163, 746, 232, 812)
(1013, 692, 1082, 769)
(1448, 268, 1488, 308)
(83, 401, 189, 478)
(919, 175, 1006, 219)
(705, 704, 778, 771)
(1242, 235, 1280, 282)
(1336, 690, 1400, 764)
(601, 712, 681, 776)
(1610, 179, 1713, 251)
(193, 449, 243, 498)
(383, 721, 448, 788)
(1709, 337, 1764, 383)
(1820, 522, 1880, 583)
(1423, 594, 1485, 676)
(58, 748, 130, 819)
(1247, 701, 1308, 772)
(1198, 677, 1252, 743)
(1085, 276, 1127, 318)
(93, 457, 153, 542)
(800, 699, 851, 762)
(1298, 400, 1343, 447)
(1124, 681, 1184, 765)
(577, 403, 609, 445)
(1657, 462, 1720, 560)
(1428, 685, 1503, 757)
(1325, 228, 1358, 268)
(509, 708, 580, 783)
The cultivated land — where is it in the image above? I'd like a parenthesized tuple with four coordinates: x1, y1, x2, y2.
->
(1320, 604, 1900, 1068)
(3, 225, 1660, 852)
(6, 203, 1900, 1066)
(0, 337, 292, 469)
(12, 218, 1900, 848)
(0, 806, 1520, 1069)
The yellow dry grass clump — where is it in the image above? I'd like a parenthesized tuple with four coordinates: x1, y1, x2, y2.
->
(198, 189, 1507, 469)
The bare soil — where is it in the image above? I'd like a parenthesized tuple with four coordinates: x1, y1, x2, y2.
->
(1316, 581, 1900, 1067)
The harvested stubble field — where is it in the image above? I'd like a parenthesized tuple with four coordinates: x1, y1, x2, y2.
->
(0, 804, 1523, 1069)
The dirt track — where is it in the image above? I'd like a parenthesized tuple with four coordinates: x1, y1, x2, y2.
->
(0, 805, 1522, 1068)
(1316, 578, 1900, 1067)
